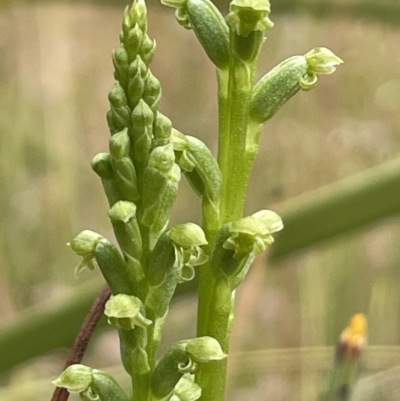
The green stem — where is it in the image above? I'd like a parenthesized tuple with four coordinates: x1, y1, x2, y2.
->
(219, 53, 255, 222)
(197, 37, 259, 401)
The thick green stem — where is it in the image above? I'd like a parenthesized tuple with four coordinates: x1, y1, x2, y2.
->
(197, 35, 260, 400)
(218, 58, 254, 223)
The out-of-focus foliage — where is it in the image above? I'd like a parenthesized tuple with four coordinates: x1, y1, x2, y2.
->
(2, 0, 400, 26)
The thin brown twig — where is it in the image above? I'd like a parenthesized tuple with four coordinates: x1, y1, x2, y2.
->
(50, 284, 112, 401)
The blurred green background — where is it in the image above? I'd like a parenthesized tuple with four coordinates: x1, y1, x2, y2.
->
(1, 0, 400, 400)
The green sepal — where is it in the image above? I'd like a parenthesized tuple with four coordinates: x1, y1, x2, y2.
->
(109, 129, 140, 202)
(140, 34, 156, 66)
(108, 82, 131, 134)
(52, 364, 130, 401)
(52, 364, 93, 393)
(104, 294, 152, 330)
(121, 0, 147, 37)
(185, 336, 227, 363)
(94, 238, 135, 295)
(112, 45, 129, 88)
(131, 99, 155, 170)
(226, 0, 274, 37)
(125, 23, 144, 62)
(169, 222, 207, 249)
(305, 47, 343, 75)
(143, 72, 162, 112)
(91, 152, 122, 206)
(110, 128, 131, 160)
(154, 112, 172, 139)
(127, 56, 148, 108)
(131, 0, 148, 34)
(131, 97, 155, 129)
(122, 6, 134, 39)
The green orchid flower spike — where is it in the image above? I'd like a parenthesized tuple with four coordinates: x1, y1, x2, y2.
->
(55, 0, 343, 401)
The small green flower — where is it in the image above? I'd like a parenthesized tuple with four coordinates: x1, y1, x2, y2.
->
(52, 364, 93, 393)
(185, 336, 227, 363)
(210, 210, 282, 285)
(305, 47, 344, 75)
(104, 294, 152, 330)
(224, 209, 283, 259)
(68, 230, 103, 275)
(169, 223, 209, 282)
(145, 223, 208, 317)
(226, 0, 274, 37)
(53, 365, 130, 401)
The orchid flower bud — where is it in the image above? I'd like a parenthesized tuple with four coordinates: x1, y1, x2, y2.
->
(108, 82, 131, 134)
(162, 0, 230, 69)
(131, 98, 155, 171)
(128, 56, 148, 108)
(154, 112, 172, 139)
(91, 152, 122, 206)
(140, 143, 181, 248)
(112, 45, 129, 88)
(109, 129, 140, 202)
(143, 72, 162, 112)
